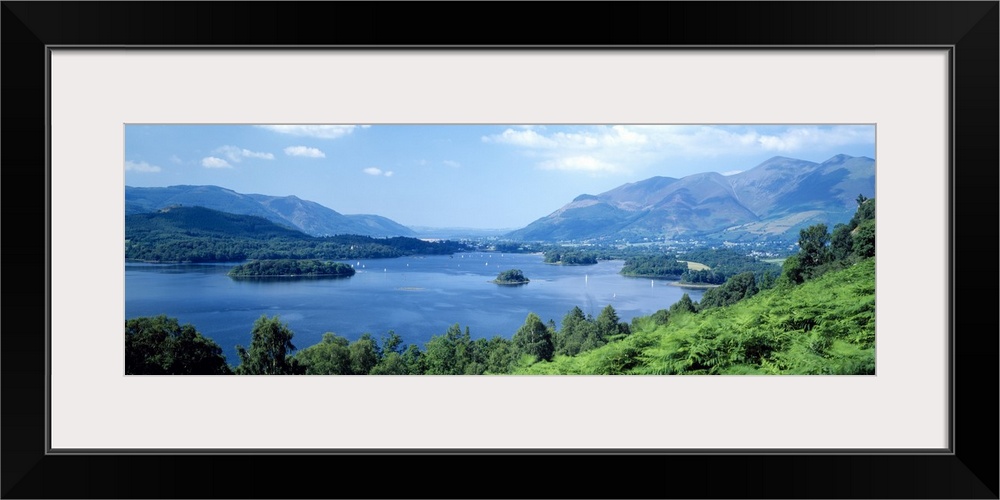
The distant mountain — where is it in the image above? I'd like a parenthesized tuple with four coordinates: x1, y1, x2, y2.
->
(506, 154, 875, 242)
(125, 185, 415, 237)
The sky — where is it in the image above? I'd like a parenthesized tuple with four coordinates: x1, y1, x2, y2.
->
(125, 124, 876, 229)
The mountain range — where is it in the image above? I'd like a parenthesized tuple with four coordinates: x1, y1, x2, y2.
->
(506, 154, 875, 242)
(125, 185, 416, 237)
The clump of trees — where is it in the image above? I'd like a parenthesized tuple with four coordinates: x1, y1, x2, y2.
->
(619, 255, 688, 278)
(492, 268, 529, 285)
(553, 305, 631, 356)
(781, 196, 875, 285)
(227, 259, 355, 278)
(125, 315, 231, 375)
(697, 272, 760, 310)
(543, 251, 598, 265)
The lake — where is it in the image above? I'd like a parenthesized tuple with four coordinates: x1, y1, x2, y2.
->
(125, 252, 706, 364)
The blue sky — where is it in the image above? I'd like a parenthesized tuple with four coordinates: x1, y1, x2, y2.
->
(125, 124, 875, 229)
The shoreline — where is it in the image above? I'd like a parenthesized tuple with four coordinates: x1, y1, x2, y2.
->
(228, 273, 354, 278)
(667, 281, 720, 289)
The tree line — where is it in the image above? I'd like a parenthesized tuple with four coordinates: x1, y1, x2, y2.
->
(126, 232, 466, 263)
(543, 250, 598, 265)
(125, 303, 633, 375)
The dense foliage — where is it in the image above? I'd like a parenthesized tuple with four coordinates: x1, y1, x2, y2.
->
(125, 315, 231, 375)
(543, 250, 598, 265)
(517, 259, 875, 375)
(234, 315, 305, 375)
(227, 259, 355, 277)
(492, 269, 529, 284)
(781, 197, 875, 284)
(619, 255, 689, 278)
(676, 248, 779, 284)
(697, 272, 759, 310)
(553, 305, 631, 356)
(125, 206, 466, 262)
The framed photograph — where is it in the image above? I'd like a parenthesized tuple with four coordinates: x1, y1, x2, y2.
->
(4, 2, 996, 498)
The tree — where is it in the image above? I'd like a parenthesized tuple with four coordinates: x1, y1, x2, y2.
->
(381, 330, 404, 356)
(758, 271, 776, 290)
(423, 324, 471, 375)
(830, 223, 854, 261)
(852, 219, 876, 258)
(596, 304, 630, 341)
(779, 254, 806, 285)
(850, 197, 876, 227)
(668, 293, 698, 315)
(125, 315, 231, 375)
(293, 332, 352, 374)
(235, 315, 304, 374)
(556, 306, 587, 356)
(798, 223, 830, 270)
(480, 336, 516, 374)
(349, 333, 380, 375)
(513, 312, 554, 362)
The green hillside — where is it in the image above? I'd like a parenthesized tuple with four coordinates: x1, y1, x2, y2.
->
(515, 258, 875, 375)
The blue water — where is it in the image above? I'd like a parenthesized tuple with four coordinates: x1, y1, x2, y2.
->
(125, 252, 706, 364)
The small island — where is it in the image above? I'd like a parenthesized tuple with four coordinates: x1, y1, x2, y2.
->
(492, 268, 530, 285)
(228, 259, 356, 278)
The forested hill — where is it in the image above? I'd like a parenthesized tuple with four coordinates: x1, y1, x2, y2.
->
(127, 205, 310, 239)
(125, 206, 466, 263)
(125, 184, 416, 237)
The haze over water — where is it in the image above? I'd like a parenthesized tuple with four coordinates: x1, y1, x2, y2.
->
(125, 252, 706, 365)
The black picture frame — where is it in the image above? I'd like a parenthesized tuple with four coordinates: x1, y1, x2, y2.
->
(3, 2, 996, 498)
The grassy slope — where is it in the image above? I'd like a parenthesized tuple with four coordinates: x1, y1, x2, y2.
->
(516, 258, 875, 375)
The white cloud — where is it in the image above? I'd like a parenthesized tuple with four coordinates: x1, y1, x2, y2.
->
(169, 155, 183, 164)
(215, 145, 274, 162)
(259, 125, 367, 139)
(750, 126, 874, 152)
(125, 160, 161, 173)
(442, 160, 461, 168)
(363, 167, 393, 177)
(483, 125, 875, 175)
(284, 146, 325, 158)
(720, 170, 744, 176)
(201, 157, 232, 168)
(540, 155, 617, 173)
(481, 128, 557, 148)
